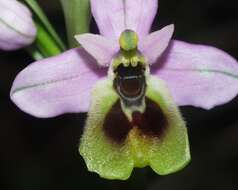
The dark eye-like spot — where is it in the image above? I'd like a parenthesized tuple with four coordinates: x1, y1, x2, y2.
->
(103, 100, 132, 144)
(113, 64, 146, 106)
(132, 98, 168, 138)
(118, 76, 144, 97)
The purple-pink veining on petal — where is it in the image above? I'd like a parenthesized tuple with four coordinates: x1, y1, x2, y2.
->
(0, 0, 36, 50)
(90, 0, 158, 39)
(152, 40, 238, 109)
(10, 48, 107, 118)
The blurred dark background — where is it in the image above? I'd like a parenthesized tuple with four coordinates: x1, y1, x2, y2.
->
(1, 0, 238, 189)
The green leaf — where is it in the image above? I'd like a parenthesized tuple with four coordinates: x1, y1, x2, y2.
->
(23, 0, 66, 51)
(60, 0, 91, 47)
(79, 77, 190, 180)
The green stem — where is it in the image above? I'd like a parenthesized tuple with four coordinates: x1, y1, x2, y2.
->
(23, 0, 66, 51)
(60, 0, 91, 48)
(34, 21, 62, 57)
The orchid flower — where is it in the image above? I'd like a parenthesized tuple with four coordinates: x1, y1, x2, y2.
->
(0, 0, 36, 50)
(10, 0, 238, 180)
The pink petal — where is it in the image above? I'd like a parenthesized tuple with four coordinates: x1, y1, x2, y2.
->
(90, 0, 157, 39)
(152, 40, 238, 109)
(139, 24, 174, 65)
(0, 0, 36, 50)
(10, 48, 107, 118)
(75, 33, 119, 67)
(125, 0, 158, 38)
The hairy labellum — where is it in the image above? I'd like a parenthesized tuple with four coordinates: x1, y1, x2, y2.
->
(80, 77, 190, 180)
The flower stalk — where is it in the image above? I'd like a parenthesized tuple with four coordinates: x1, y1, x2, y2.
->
(23, 0, 66, 51)
(33, 21, 62, 57)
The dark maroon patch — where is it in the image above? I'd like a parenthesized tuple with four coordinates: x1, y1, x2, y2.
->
(103, 98, 167, 144)
(103, 100, 132, 144)
(132, 98, 168, 138)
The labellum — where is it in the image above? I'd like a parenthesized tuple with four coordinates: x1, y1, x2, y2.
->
(79, 30, 190, 180)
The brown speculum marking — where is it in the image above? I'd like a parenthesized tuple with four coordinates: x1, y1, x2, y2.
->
(103, 100, 132, 144)
(103, 98, 168, 144)
(132, 98, 167, 138)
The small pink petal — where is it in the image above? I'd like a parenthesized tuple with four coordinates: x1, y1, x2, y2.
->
(10, 48, 107, 118)
(75, 33, 119, 67)
(0, 0, 36, 50)
(152, 40, 238, 109)
(139, 24, 174, 65)
(90, 0, 158, 38)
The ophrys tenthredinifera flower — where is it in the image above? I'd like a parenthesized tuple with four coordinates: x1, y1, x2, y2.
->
(11, 0, 238, 180)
